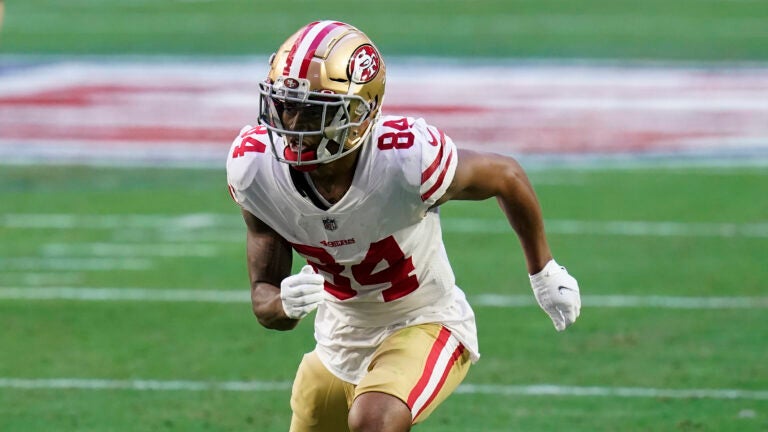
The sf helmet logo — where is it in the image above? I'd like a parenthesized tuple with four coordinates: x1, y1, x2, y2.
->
(348, 44, 380, 84)
(284, 78, 300, 89)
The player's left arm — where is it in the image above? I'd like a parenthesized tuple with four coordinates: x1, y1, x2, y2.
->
(435, 149, 549, 273)
(436, 149, 581, 331)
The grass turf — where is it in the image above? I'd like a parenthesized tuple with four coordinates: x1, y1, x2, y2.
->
(1, 165, 766, 431)
(3, 0, 768, 60)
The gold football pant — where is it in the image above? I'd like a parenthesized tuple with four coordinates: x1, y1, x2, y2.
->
(289, 323, 471, 432)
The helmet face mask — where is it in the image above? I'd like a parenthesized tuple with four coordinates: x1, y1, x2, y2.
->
(258, 76, 371, 169)
(257, 21, 385, 170)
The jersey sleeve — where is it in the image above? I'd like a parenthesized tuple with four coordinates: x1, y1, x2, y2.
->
(412, 118, 458, 208)
(225, 125, 270, 206)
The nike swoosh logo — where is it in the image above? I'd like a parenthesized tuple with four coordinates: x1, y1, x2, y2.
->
(427, 128, 439, 146)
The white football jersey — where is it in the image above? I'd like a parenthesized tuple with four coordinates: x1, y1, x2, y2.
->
(226, 115, 479, 384)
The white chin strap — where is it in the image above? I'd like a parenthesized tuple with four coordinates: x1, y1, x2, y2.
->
(315, 138, 333, 161)
(311, 104, 349, 164)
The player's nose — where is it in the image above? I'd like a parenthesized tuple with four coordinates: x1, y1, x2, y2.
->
(284, 110, 313, 132)
(283, 111, 299, 130)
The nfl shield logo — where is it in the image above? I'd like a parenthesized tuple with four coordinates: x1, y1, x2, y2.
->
(322, 218, 337, 231)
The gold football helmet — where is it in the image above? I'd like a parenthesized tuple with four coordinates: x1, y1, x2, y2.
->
(258, 21, 386, 170)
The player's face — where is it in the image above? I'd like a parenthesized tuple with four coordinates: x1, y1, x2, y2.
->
(280, 101, 328, 150)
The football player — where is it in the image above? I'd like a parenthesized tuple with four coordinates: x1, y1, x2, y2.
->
(226, 20, 581, 432)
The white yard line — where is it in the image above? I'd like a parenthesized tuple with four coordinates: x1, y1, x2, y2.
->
(0, 287, 246, 303)
(8, 273, 84, 285)
(0, 259, 152, 271)
(0, 287, 766, 309)
(473, 294, 768, 309)
(1, 377, 766, 400)
(0, 213, 230, 229)
(0, 378, 291, 392)
(41, 243, 220, 258)
(454, 384, 768, 400)
(2, 214, 767, 238)
(442, 218, 768, 238)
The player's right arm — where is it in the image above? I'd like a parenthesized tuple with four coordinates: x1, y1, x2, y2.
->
(228, 126, 326, 331)
(243, 209, 326, 330)
(243, 209, 298, 330)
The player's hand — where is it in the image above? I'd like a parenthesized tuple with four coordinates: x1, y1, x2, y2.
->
(280, 265, 326, 319)
(529, 259, 581, 331)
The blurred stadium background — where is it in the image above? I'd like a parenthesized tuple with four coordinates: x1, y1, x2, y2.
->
(1, 1, 767, 431)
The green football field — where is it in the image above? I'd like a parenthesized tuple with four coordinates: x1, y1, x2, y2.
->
(1, 166, 767, 431)
(3, 0, 768, 60)
(2, 1, 768, 431)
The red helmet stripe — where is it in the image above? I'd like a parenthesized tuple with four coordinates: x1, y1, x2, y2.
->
(283, 21, 346, 78)
(282, 21, 320, 77)
(298, 21, 346, 78)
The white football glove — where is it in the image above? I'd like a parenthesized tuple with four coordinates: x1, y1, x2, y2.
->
(529, 259, 581, 331)
(280, 265, 326, 320)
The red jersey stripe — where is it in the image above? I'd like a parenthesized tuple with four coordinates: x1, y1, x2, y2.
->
(406, 327, 452, 408)
(227, 184, 239, 204)
(421, 136, 445, 183)
(420, 149, 454, 202)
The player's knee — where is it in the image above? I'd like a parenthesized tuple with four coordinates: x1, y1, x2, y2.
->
(348, 409, 410, 432)
(348, 392, 411, 432)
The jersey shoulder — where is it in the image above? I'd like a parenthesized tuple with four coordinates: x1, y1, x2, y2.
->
(225, 125, 273, 191)
(370, 115, 458, 206)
